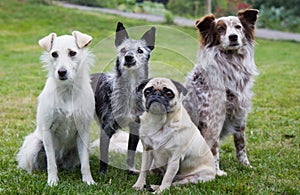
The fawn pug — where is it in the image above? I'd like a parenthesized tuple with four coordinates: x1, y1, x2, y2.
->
(133, 78, 215, 193)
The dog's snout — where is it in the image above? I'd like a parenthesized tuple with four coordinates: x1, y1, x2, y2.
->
(125, 55, 134, 62)
(229, 34, 238, 42)
(154, 91, 161, 97)
(58, 68, 67, 79)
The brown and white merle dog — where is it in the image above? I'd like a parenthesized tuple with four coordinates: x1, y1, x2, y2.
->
(91, 22, 155, 174)
(183, 9, 259, 176)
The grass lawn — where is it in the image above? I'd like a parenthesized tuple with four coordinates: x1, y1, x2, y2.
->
(0, 1, 299, 194)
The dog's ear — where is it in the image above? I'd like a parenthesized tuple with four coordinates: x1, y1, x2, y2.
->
(195, 14, 215, 46)
(141, 27, 156, 51)
(115, 22, 129, 47)
(136, 78, 152, 93)
(38, 33, 57, 52)
(134, 78, 152, 114)
(238, 9, 259, 41)
(72, 31, 93, 48)
(237, 9, 259, 28)
(171, 79, 187, 96)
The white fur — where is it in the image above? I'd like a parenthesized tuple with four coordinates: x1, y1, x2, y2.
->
(91, 131, 143, 154)
(17, 31, 95, 186)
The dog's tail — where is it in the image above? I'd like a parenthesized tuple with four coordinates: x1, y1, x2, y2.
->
(16, 131, 46, 173)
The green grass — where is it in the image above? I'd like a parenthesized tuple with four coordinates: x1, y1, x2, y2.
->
(0, 1, 299, 194)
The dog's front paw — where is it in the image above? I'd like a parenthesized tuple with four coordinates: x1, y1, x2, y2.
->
(133, 182, 146, 191)
(47, 175, 59, 187)
(216, 169, 227, 176)
(128, 168, 140, 175)
(148, 185, 162, 194)
(82, 175, 96, 185)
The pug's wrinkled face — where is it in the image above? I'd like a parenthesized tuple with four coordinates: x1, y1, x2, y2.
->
(142, 78, 182, 115)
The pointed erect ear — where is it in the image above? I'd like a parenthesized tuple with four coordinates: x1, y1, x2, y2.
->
(136, 78, 152, 93)
(72, 31, 92, 48)
(171, 79, 187, 96)
(141, 27, 156, 51)
(38, 33, 57, 51)
(237, 9, 259, 27)
(115, 22, 129, 47)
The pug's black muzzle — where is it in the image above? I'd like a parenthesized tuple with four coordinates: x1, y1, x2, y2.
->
(145, 94, 170, 114)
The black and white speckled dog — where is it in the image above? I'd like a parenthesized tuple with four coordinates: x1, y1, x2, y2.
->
(183, 9, 259, 176)
(91, 22, 155, 174)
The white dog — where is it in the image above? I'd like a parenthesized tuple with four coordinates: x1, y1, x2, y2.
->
(17, 31, 95, 186)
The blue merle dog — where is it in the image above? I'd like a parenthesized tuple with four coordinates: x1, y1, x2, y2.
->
(91, 22, 155, 174)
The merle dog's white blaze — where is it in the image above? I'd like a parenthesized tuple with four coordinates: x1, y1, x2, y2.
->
(216, 16, 245, 50)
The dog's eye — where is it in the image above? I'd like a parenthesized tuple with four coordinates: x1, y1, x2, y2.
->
(121, 48, 126, 54)
(235, 25, 242, 29)
(51, 52, 58, 58)
(144, 87, 152, 97)
(164, 89, 174, 99)
(69, 51, 77, 57)
(217, 26, 225, 33)
(137, 48, 143, 54)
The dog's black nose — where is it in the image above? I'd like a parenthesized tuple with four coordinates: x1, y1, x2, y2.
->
(58, 68, 67, 77)
(125, 55, 134, 62)
(229, 34, 238, 42)
(153, 91, 161, 97)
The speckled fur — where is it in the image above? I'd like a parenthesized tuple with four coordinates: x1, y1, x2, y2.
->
(183, 9, 259, 176)
(91, 22, 155, 174)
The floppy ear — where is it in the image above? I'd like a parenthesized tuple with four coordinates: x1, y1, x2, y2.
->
(136, 78, 152, 93)
(141, 27, 156, 51)
(237, 9, 259, 28)
(237, 9, 259, 41)
(115, 22, 129, 47)
(72, 31, 92, 48)
(38, 33, 57, 51)
(195, 14, 215, 37)
(171, 80, 187, 96)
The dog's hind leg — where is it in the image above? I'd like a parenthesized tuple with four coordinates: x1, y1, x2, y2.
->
(127, 121, 140, 174)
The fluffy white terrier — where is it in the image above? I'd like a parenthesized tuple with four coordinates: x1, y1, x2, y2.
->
(17, 31, 95, 186)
